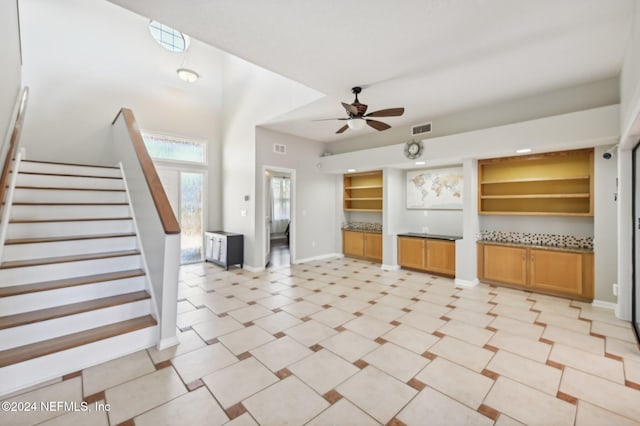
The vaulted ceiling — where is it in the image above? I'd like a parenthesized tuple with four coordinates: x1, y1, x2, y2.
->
(107, 0, 634, 142)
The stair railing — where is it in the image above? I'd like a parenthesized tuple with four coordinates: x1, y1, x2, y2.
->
(112, 108, 181, 350)
(0, 87, 29, 262)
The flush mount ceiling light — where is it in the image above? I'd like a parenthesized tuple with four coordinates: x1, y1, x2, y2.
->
(176, 67, 199, 83)
(516, 148, 532, 154)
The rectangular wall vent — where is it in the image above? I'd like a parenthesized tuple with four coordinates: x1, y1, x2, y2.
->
(411, 122, 432, 136)
(273, 144, 286, 154)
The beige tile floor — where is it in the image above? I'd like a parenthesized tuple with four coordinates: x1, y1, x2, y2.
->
(3, 257, 640, 425)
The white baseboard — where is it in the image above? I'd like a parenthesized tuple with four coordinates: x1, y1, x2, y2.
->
(243, 265, 265, 273)
(592, 300, 616, 310)
(157, 335, 179, 351)
(381, 264, 400, 271)
(454, 278, 479, 288)
(294, 253, 342, 264)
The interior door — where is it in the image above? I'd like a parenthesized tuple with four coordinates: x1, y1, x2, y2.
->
(633, 143, 640, 344)
(265, 174, 271, 266)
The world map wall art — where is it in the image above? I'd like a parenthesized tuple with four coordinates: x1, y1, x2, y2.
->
(406, 166, 464, 210)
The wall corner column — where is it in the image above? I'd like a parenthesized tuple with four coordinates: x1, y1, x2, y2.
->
(455, 158, 480, 287)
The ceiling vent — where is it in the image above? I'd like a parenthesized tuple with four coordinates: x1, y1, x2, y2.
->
(273, 144, 286, 154)
(411, 122, 432, 137)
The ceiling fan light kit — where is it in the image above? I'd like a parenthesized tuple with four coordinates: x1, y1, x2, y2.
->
(319, 86, 405, 134)
(347, 118, 366, 130)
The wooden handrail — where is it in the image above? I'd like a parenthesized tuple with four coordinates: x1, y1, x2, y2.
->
(112, 108, 180, 235)
(0, 87, 29, 207)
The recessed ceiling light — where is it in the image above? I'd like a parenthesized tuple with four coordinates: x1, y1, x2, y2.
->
(516, 148, 532, 154)
(347, 169, 356, 173)
(415, 161, 425, 165)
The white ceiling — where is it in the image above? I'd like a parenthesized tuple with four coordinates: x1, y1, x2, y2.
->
(107, 0, 634, 142)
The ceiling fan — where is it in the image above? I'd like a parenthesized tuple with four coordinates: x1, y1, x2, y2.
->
(319, 87, 405, 134)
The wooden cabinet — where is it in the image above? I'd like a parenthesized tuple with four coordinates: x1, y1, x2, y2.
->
(363, 232, 383, 261)
(342, 230, 382, 262)
(344, 171, 383, 212)
(398, 236, 456, 277)
(480, 244, 527, 286)
(478, 148, 594, 216)
(477, 243, 593, 300)
(398, 237, 424, 270)
(425, 239, 457, 276)
(343, 230, 365, 257)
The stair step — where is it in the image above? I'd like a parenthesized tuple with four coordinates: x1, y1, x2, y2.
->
(0, 269, 145, 297)
(0, 315, 157, 367)
(11, 202, 128, 206)
(19, 171, 123, 180)
(18, 161, 122, 179)
(0, 291, 150, 330)
(21, 160, 119, 169)
(15, 186, 125, 192)
(10, 217, 132, 223)
(0, 249, 140, 269)
(5, 233, 136, 245)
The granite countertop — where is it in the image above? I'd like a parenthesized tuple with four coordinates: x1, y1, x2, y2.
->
(477, 239, 593, 254)
(398, 233, 462, 241)
(342, 227, 383, 234)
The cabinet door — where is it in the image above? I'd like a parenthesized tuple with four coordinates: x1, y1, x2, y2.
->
(398, 237, 424, 269)
(205, 235, 215, 260)
(481, 245, 527, 286)
(425, 240, 455, 276)
(530, 249, 582, 296)
(364, 233, 382, 261)
(343, 231, 364, 257)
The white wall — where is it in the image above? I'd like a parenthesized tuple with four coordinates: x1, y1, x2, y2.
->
(594, 145, 619, 303)
(221, 54, 323, 269)
(327, 78, 619, 155)
(321, 105, 620, 173)
(19, 0, 225, 229)
(620, 1, 640, 144)
(255, 128, 336, 265)
(0, 0, 22, 152)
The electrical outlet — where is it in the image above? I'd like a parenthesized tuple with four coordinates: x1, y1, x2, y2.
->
(422, 226, 429, 233)
(240, 210, 247, 217)
(312, 240, 316, 247)
(613, 283, 618, 296)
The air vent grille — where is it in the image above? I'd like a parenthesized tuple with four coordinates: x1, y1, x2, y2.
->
(411, 122, 432, 136)
(273, 144, 286, 154)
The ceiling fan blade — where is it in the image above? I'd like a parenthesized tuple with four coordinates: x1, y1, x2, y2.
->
(366, 119, 391, 131)
(342, 102, 358, 116)
(336, 124, 349, 134)
(313, 118, 349, 121)
(365, 107, 405, 118)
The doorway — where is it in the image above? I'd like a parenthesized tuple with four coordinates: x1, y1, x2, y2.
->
(264, 167, 295, 268)
(632, 141, 640, 345)
(157, 167, 206, 264)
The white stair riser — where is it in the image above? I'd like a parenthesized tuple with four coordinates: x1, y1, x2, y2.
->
(0, 255, 141, 286)
(13, 188, 127, 204)
(19, 162, 121, 178)
(7, 219, 134, 239)
(10, 204, 130, 220)
(3, 237, 138, 262)
(0, 276, 146, 315)
(16, 174, 124, 190)
(0, 325, 157, 397)
(0, 299, 151, 351)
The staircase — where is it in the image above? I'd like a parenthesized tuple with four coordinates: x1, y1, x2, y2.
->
(0, 160, 158, 396)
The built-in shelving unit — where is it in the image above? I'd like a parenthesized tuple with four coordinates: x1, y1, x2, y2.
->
(343, 170, 383, 212)
(478, 148, 594, 216)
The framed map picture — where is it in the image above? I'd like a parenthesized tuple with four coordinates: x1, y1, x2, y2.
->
(406, 166, 463, 210)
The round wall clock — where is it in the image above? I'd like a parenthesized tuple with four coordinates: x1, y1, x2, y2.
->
(404, 140, 424, 159)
